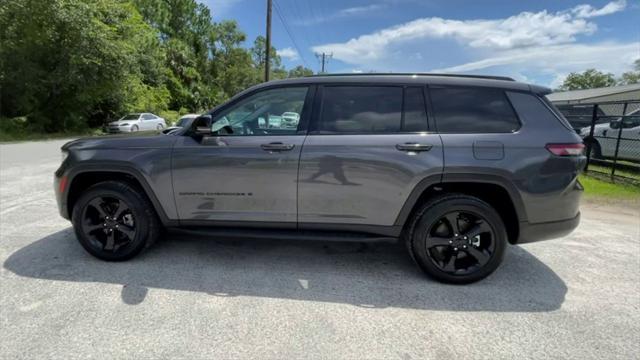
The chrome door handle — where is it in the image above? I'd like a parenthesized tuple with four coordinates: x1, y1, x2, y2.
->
(395, 143, 433, 152)
(261, 142, 295, 151)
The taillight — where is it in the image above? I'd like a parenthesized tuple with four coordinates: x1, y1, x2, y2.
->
(59, 175, 68, 194)
(545, 143, 585, 156)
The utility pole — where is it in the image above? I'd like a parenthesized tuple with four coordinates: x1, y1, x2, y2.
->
(315, 52, 332, 73)
(264, 0, 272, 82)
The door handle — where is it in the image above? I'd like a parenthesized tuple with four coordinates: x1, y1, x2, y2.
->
(396, 143, 433, 152)
(261, 142, 295, 151)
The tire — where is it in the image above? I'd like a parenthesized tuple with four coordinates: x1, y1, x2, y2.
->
(406, 194, 507, 284)
(588, 140, 602, 159)
(71, 181, 161, 261)
(156, 124, 163, 131)
(131, 125, 139, 132)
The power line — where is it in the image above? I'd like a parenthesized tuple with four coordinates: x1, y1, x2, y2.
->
(273, 0, 311, 69)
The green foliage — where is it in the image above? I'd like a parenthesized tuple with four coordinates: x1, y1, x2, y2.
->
(618, 59, 640, 85)
(560, 69, 616, 91)
(559, 60, 640, 91)
(288, 65, 314, 78)
(0, 0, 312, 136)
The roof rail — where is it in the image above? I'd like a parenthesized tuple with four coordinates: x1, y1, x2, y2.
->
(307, 73, 515, 82)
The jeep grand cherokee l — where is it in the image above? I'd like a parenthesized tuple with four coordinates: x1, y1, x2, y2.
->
(54, 74, 585, 284)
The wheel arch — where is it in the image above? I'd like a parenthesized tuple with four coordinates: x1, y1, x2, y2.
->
(64, 165, 174, 226)
(396, 175, 526, 244)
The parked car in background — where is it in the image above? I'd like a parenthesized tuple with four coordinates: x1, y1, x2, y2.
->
(281, 111, 300, 128)
(106, 113, 166, 133)
(580, 108, 640, 162)
(556, 104, 606, 133)
(162, 114, 199, 134)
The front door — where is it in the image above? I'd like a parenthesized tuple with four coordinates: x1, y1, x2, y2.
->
(172, 86, 312, 224)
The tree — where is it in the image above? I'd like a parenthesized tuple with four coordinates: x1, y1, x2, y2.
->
(618, 59, 640, 85)
(560, 69, 616, 90)
(251, 36, 281, 70)
(0, 0, 169, 131)
(288, 65, 314, 78)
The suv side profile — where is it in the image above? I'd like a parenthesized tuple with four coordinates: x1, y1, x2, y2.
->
(55, 74, 585, 284)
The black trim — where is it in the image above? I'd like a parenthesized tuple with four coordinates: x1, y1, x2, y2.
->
(168, 227, 398, 243)
(440, 173, 527, 222)
(393, 174, 444, 226)
(517, 213, 580, 244)
(62, 164, 177, 227)
(298, 222, 402, 237)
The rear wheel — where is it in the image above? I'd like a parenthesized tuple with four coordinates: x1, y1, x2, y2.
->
(130, 125, 139, 132)
(71, 181, 161, 261)
(407, 194, 507, 284)
(156, 124, 163, 131)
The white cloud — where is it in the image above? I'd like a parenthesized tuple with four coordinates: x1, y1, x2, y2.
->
(277, 47, 300, 61)
(572, 0, 626, 18)
(294, 4, 384, 25)
(433, 42, 638, 74)
(311, 1, 635, 86)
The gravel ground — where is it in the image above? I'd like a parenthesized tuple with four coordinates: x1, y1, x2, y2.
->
(1, 139, 639, 360)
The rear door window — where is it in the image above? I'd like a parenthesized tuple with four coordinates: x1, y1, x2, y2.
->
(319, 86, 402, 133)
(430, 86, 520, 133)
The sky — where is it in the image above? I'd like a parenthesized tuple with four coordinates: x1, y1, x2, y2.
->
(203, 0, 640, 87)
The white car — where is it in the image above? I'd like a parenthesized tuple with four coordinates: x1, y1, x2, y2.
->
(162, 114, 199, 134)
(580, 109, 640, 162)
(106, 113, 167, 133)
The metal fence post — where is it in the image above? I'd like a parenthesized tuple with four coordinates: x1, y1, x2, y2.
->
(584, 104, 599, 172)
(610, 102, 628, 182)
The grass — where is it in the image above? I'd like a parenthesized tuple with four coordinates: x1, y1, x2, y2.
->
(587, 163, 640, 181)
(579, 174, 640, 200)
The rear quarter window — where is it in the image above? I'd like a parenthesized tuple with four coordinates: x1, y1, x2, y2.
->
(430, 86, 520, 133)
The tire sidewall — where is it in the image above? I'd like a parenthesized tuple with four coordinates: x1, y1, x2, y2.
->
(71, 183, 150, 261)
(410, 196, 507, 284)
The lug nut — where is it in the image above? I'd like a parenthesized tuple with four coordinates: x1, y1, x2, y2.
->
(449, 240, 453, 244)
(453, 247, 458, 251)
(463, 245, 467, 248)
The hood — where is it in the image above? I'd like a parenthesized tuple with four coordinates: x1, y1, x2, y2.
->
(62, 133, 177, 151)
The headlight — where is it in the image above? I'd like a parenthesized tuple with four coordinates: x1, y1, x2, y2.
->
(119, 123, 129, 126)
(61, 150, 69, 162)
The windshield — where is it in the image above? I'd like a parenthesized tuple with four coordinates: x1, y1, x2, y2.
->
(176, 117, 192, 127)
(121, 114, 140, 120)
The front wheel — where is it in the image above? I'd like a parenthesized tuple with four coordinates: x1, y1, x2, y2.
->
(130, 125, 139, 132)
(71, 181, 161, 261)
(407, 194, 507, 284)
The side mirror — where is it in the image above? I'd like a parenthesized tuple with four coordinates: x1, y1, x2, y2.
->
(192, 114, 212, 135)
(609, 120, 621, 129)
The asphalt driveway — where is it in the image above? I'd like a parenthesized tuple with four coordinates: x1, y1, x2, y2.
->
(1, 139, 638, 359)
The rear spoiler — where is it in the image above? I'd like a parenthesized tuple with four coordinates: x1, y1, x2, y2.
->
(529, 84, 552, 96)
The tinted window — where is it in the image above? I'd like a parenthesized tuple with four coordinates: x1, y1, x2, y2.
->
(403, 87, 428, 132)
(142, 114, 156, 120)
(431, 87, 520, 133)
(320, 86, 402, 133)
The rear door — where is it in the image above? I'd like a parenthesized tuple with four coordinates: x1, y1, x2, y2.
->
(298, 84, 443, 229)
(172, 85, 312, 223)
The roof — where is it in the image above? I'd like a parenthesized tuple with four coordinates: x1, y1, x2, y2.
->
(234, 73, 549, 99)
(547, 84, 640, 102)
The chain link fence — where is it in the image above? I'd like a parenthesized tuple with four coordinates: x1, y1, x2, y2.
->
(555, 100, 640, 184)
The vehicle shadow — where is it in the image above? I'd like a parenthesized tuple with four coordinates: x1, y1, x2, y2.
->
(4, 228, 567, 312)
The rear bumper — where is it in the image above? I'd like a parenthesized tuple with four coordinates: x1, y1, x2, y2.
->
(516, 212, 580, 244)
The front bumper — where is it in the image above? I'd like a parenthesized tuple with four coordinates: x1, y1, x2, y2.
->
(517, 212, 581, 244)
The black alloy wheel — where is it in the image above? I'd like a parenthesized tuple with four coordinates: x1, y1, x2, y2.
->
(81, 196, 136, 253)
(408, 194, 507, 284)
(425, 211, 495, 276)
(71, 181, 161, 261)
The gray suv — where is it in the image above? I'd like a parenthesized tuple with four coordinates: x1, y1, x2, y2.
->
(54, 74, 585, 284)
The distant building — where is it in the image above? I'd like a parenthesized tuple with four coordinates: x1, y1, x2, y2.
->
(547, 84, 640, 105)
